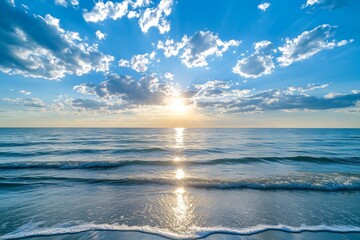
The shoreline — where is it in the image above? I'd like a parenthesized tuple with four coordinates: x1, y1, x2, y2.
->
(2, 224, 360, 240)
(4, 229, 360, 240)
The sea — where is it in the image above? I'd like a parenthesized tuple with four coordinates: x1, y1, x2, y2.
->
(0, 128, 360, 240)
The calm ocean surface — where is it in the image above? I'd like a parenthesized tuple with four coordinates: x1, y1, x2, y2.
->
(0, 128, 360, 239)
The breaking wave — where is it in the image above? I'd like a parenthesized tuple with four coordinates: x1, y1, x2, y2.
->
(1, 223, 360, 240)
(1, 173, 360, 191)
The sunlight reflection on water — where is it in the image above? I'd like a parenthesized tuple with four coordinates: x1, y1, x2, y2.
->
(174, 128, 184, 148)
(174, 187, 187, 223)
(175, 169, 185, 180)
(168, 128, 195, 231)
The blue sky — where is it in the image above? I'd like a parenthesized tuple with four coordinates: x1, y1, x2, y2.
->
(0, 0, 360, 127)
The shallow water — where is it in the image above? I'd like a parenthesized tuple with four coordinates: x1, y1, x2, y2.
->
(0, 128, 360, 239)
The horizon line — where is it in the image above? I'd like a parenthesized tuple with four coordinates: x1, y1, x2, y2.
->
(1, 127, 359, 129)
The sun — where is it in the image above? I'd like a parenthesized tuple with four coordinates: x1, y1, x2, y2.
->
(168, 97, 186, 113)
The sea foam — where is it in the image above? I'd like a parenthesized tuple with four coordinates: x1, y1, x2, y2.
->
(1, 223, 360, 240)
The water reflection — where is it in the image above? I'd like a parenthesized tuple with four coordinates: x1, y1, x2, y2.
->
(174, 128, 184, 148)
(175, 169, 185, 180)
(157, 186, 196, 232)
(170, 187, 195, 231)
(172, 128, 186, 164)
(173, 188, 187, 223)
(168, 129, 194, 230)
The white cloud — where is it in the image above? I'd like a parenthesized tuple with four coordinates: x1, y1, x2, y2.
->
(157, 37, 188, 57)
(0, 97, 46, 108)
(324, 92, 341, 99)
(138, 0, 173, 34)
(164, 72, 174, 80)
(0, 2, 114, 80)
(304, 0, 321, 7)
(82, 0, 153, 22)
(181, 31, 240, 67)
(190, 80, 252, 110)
(55, 0, 79, 7)
(83, 1, 129, 22)
(193, 82, 360, 113)
(337, 39, 354, 47)
(192, 80, 253, 100)
(127, 10, 140, 18)
(69, 98, 107, 110)
(194, 80, 232, 92)
(157, 31, 240, 68)
(73, 74, 177, 106)
(258, 2, 270, 11)
(302, 0, 349, 10)
(277, 24, 342, 67)
(19, 90, 31, 95)
(21, 4, 29, 9)
(95, 30, 106, 40)
(83, 0, 172, 34)
(51, 95, 111, 112)
(128, 0, 151, 8)
(233, 55, 275, 78)
(118, 51, 156, 72)
(118, 59, 130, 67)
(233, 40, 275, 78)
(234, 26, 351, 78)
(73, 83, 96, 95)
(254, 40, 272, 53)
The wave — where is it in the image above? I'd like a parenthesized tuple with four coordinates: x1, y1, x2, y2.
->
(1, 223, 360, 240)
(0, 147, 166, 157)
(1, 174, 360, 191)
(0, 156, 359, 170)
(0, 147, 230, 157)
(0, 182, 36, 188)
(0, 142, 51, 147)
(0, 139, 150, 147)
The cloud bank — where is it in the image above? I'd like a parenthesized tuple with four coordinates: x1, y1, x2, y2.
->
(277, 24, 347, 67)
(158, 31, 240, 67)
(0, 1, 114, 80)
(83, 0, 173, 34)
(233, 24, 352, 79)
(192, 82, 360, 113)
(118, 51, 156, 72)
(0, 97, 46, 108)
(73, 74, 177, 107)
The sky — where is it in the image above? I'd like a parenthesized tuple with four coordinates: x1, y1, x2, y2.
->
(0, 0, 360, 127)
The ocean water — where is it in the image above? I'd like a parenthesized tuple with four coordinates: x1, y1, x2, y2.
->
(0, 128, 360, 240)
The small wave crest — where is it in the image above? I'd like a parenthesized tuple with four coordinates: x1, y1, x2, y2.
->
(2, 174, 360, 191)
(1, 223, 360, 240)
(0, 160, 138, 170)
(0, 147, 166, 157)
(0, 156, 359, 170)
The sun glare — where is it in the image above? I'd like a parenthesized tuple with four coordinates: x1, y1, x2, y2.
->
(175, 169, 185, 180)
(168, 97, 186, 113)
(175, 187, 185, 194)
